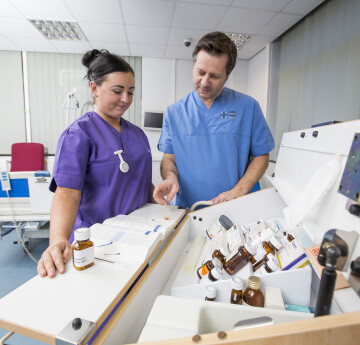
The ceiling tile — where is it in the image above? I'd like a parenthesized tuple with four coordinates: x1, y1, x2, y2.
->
(9, 37, 59, 52)
(167, 28, 209, 47)
(79, 22, 127, 43)
(0, 17, 43, 38)
(232, 0, 290, 11)
(0, 0, 23, 18)
(10, 0, 74, 20)
(64, 0, 123, 24)
(121, 0, 175, 27)
(126, 26, 169, 45)
(0, 36, 21, 50)
(129, 43, 165, 58)
(50, 40, 91, 54)
(218, 7, 276, 34)
(259, 12, 302, 37)
(172, 2, 227, 30)
(90, 41, 130, 56)
(165, 45, 194, 60)
(283, 0, 325, 15)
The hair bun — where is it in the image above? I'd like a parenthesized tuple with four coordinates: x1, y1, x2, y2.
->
(82, 49, 101, 68)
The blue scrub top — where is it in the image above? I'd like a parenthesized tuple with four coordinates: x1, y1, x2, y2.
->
(158, 87, 274, 208)
(50, 111, 152, 242)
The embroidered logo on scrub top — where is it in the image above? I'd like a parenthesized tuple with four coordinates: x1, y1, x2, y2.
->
(219, 111, 236, 119)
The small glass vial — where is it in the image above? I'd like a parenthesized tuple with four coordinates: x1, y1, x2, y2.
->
(205, 286, 216, 301)
(262, 236, 283, 255)
(208, 266, 223, 282)
(206, 215, 233, 239)
(197, 257, 221, 279)
(243, 276, 264, 307)
(212, 247, 227, 266)
(72, 228, 94, 270)
(230, 276, 244, 304)
(223, 242, 256, 275)
(257, 254, 279, 275)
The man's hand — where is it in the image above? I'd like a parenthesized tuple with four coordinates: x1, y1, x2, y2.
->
(210, 189, 241, 205)
(37, 239, 72, 278)
(153, 178, 179, 205)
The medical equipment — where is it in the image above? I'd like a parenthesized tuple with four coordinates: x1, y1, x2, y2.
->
(0, 170, 53, 262)
(114, 150, 129, 173)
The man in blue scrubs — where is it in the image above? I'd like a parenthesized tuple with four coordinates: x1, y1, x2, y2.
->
(153, 32, 274, 209)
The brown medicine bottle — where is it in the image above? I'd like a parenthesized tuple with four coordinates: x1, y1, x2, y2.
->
(197, 257, 221, 279)
(212, 247, 227, 266)
(262, 236, 283, 255)
(72, 228, 94, 270)
(223, 243, 256, 275)
(230, 276, 244, 304)
(243, 276, 265, 307)
(208, 266, 223, 282)
(205, 286, 216, 301)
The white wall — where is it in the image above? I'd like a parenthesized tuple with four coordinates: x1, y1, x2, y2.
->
(247, 48, 269, 118)
(142, 58, 194, 186)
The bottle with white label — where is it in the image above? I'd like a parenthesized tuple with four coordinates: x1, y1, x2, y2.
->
(72, 228, 94, 271)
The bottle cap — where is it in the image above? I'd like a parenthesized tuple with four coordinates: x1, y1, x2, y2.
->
(212, 257, 222, 268)
(244, 242, 256, 256)
(74, 228, 90, 241)
(248, 276, 261, 290)
(205, 285, 216, 299)
(219, 215, 233, 230)
(231, 276, 244, 290)
(269, 236, 283, 250)
(210, 266, 223, 280)
(266, 254, 279, 272)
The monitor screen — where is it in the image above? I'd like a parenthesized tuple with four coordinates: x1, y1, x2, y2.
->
(143, 111, 163, 130)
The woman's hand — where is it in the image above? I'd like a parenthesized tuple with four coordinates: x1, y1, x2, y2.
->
(37, 239, 72, 278)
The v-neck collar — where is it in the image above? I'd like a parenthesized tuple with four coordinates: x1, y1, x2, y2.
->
(193, 87, 228, 112)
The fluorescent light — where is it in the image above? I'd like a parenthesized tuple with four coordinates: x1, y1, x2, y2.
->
(28, 19, 87, 41)
(226, 33, 252, 49)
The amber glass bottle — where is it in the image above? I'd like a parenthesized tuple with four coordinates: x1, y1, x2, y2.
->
(243, 276, 264, 307)
(72, 228, 94, 271)
(262, 236, 283, 255)
(230, 276, 244, 304)
(212, 247, 227, 266)
(223, 243, 256, 275)
(208, 266, 223, 282)
(197, 257, 221, 279)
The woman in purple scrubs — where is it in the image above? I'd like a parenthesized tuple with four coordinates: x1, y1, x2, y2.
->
(37, 50, 153, 278)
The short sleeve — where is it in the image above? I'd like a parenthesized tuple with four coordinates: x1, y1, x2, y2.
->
(157, 108, 174, 154)
(50, 128, 91, 192)
(250, 101, 275, 157)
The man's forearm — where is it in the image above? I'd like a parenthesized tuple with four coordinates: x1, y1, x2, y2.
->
(233, 154, 269, 196)
(160, 153, 179, 181)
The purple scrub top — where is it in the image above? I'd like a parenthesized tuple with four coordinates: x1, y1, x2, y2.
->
(50, 111, 152, 242)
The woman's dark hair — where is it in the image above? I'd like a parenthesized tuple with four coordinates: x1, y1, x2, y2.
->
(192, 32, 237, 76)
(82, 49, 134, 85)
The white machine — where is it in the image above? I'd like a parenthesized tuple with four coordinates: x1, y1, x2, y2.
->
(0, 171, 53, 253)
(0, 121, 359, 344)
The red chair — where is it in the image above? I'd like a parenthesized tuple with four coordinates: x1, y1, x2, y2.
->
(10, 143, 45, 172)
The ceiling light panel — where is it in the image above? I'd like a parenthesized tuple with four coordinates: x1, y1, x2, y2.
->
(28, 19, 87, 41)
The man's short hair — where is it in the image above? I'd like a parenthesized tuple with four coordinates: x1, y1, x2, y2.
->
(192, 32, 237, 76)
